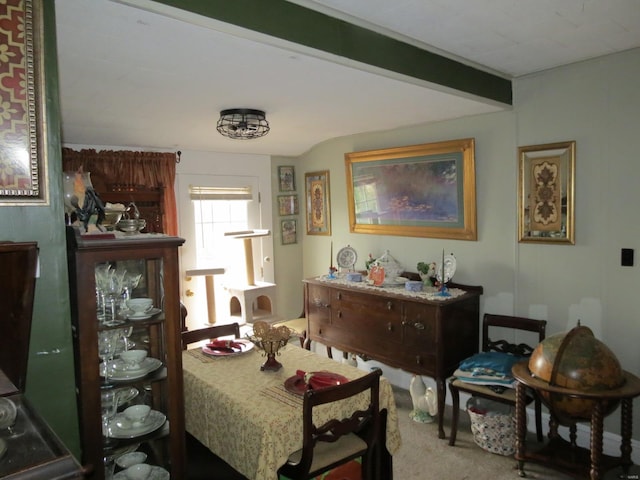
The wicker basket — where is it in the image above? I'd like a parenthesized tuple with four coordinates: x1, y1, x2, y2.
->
(466, 397, 516, 456)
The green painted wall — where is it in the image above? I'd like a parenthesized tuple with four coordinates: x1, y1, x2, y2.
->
(0, 1, 80, 458)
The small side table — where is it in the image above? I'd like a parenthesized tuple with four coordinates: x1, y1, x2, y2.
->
(512, 362, 640, 480)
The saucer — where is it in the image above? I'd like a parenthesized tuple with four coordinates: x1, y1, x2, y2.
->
(108, 410, 166, 438)
(127, 308, 162, 321)
(113, 465, 169, 480)
(106, 357, 162, 380)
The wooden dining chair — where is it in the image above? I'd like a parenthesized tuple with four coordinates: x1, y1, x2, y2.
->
(181, 322, 241, 350)
(448, 313, 547, 446)
(278, 369, 382, 480)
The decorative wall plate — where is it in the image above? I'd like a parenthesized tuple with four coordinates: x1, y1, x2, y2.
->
(436, 254, 457, 283)
(336, 245, 357, 270)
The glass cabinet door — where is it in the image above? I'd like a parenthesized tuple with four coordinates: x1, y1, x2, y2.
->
(66, 227, 185, 480)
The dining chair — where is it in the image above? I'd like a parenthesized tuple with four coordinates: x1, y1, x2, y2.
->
(448, 313, 547, 446)
(278, 369, 382, 480)
(181, 322, 241, 350)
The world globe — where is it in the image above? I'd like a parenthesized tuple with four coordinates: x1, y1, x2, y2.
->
(528, 324, 624, 425)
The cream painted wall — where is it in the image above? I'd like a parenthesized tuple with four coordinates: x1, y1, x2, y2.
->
(280, 48, 640, 444)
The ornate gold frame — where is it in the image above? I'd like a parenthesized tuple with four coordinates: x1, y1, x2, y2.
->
(345, 139, 476, 240)
(0, 0, 48, 205)
(304, 170, 331, 235)
(518, 141, 575, 244)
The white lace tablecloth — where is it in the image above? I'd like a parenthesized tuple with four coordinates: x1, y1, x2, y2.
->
(183, 343, 401, 480)
(314, 275, 466, 301)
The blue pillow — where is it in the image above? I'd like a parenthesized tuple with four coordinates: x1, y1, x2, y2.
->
(458, 351, 526, 378)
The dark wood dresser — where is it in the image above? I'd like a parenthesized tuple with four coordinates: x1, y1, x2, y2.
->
(303, 276, 482, 439)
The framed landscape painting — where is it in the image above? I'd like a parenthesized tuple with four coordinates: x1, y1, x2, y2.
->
(345, 139, 477, 240)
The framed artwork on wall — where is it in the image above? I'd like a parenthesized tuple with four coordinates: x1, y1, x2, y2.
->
(281, 219, 297, 245)
(345, 138, 477, 240)
(278, 165, 296, 192)
(278, 194, 299, 216)
(518, 140, 575, 244)
(0, 0, 49, 205)
(305, 170, 331, 236)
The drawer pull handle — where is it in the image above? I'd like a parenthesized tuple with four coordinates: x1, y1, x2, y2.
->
(386, 301, 393, 311)
(338, 311, 343, 319)
(387, 323, 393, 332)
(413, 322, 425, 330)
(415, 355, 421, 365)
(337, 292, 342, 300)
(313, 299, 330, 308)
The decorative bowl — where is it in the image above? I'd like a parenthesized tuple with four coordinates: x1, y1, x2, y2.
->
(123, 463, 152, 480)
(116, 451, 147, 469)
(123, 405, 151, 426)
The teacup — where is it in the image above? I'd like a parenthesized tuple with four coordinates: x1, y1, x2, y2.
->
(127, 298, 153, 315)
(123, 405, 151, 427)
(116, 451, 147, 469)
(124, 463, 152, 480)
(119, 349, 147, 370)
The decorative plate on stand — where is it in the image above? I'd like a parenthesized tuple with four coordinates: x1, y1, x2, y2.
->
(436, 254, 457, 283)
(336, 245, 357, 271)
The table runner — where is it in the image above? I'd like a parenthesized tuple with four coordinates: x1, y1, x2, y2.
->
(183, 343, 401, 480)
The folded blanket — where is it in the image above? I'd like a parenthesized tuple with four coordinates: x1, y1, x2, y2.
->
(458, 351, 526, 378)
(453, 368, 517, 388)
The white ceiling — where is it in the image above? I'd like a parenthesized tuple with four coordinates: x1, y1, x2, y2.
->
(54, 0, 640, 157)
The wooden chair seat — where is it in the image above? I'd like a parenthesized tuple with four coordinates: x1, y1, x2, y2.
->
(273, 317, 308, 349)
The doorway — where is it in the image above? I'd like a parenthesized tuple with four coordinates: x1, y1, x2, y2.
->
(177, 173, 272, 330)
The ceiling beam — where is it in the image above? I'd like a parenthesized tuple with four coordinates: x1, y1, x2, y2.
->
(144, 0, 512, 105)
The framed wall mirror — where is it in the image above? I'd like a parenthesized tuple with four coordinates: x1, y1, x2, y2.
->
(518, 141, 576, 244)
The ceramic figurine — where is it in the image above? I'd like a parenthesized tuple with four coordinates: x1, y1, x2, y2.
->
(409, 374, 437, 423)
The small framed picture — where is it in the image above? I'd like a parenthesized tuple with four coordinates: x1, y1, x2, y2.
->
(281, 219, 297, 245)
(278, 194, 299, 216)
(278, 165, 296, 192)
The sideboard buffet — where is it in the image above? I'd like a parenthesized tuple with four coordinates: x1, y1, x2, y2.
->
(303, 276, 483, 439)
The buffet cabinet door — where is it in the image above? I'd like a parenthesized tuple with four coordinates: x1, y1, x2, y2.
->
(66, 227, 185, 480)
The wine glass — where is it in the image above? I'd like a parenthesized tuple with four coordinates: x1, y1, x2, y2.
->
(122, 273, 142, 309)
(98, 330, 118, 385)
(103, 269, 127, 326)
(100, 389, 120, 447)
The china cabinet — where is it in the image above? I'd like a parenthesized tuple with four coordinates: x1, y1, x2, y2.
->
(303, 276, 482, 439)
(66, 227, 185, 479)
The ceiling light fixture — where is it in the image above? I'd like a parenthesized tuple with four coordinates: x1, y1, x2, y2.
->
(216, 108, 270, 140)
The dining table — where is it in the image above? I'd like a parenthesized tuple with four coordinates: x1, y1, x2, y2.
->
(182, 342, 402, 480)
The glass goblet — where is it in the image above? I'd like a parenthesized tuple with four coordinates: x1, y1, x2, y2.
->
(100, 390, 120, 447)
(98, 330, 118, 385)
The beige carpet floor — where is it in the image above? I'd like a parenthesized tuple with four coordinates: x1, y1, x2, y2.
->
(392, 387, 574, 480)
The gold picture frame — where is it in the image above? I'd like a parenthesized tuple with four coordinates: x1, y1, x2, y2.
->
(305, 170, 331, 235)
(277, 194, 299, 216)
(0, 0, 49, 205)
(345, 139, 476, 240)
(518, 141, 576, 244)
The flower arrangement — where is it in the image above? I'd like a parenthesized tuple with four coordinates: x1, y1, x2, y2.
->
(416, 261, 436, 286)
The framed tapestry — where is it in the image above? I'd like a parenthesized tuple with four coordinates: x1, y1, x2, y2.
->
(518, 141, 575, 244)
(0, 0, 49, 205)
(345, 139, 476, 240)
(305, 170, 331, 235)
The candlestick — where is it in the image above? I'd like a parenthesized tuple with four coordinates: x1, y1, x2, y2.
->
(330, 241, 333, 268)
